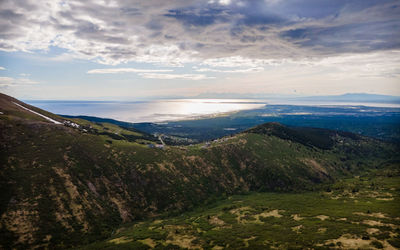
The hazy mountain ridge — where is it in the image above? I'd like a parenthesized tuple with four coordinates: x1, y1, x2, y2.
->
(192, 93, 400, 103)
(24, 92, 400, 103)
(0, 93, 398, 248)
(294, 93, 400, 103)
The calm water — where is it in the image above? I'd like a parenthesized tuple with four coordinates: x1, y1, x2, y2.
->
(26, 99, 267, 123)
(26, 99, 400, 123)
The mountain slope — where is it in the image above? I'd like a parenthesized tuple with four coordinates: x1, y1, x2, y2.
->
(83, 169, 400, 249)
(246, 122, 362, 150)
(0, 93, 398, 248)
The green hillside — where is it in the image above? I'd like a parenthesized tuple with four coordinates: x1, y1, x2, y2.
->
(0, 93, 398, 249)
(83, 167, 400, 249)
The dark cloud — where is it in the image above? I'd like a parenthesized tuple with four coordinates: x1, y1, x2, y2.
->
(165, 1, 284, 28)
(120, 7, 142, 16)
(146, 19, 164, 30)
(0, 0, 398, 64)
(165, 6, 229, 27)
(281, 6, 400, 53)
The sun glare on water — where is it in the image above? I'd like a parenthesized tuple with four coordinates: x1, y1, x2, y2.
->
(25, 99, 267, 123)
(169, 99, 265, 118)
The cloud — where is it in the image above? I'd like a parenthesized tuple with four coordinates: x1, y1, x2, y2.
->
(195, 67, 264, 73)
(0, 66, 5, 70)
(0, 76, 39, 86)
(0, 0, 398, 67)
(87, 68, 173, 74)
(310, 51, 400, 78)
(87, 67, 215, 80)
(138, 73, 213, 80)
(201, 56, 280, 68)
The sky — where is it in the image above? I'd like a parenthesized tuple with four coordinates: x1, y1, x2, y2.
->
(0, 0, 399, 100)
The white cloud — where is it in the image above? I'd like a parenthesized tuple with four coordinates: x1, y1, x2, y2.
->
(0, 0, 397, 67)
(195, 67, 264, 73)
(0, 0, 398, 100)
(87, 68, 173, 74)
(218, 0, 231, 5)
(138, 73, 214, 80)
(201, 56, 281, 68)
(297, 51, 400, 78)
(0, 77, 39, 86)
(0, 77, 14, 86)
(0, 66, 5, 70)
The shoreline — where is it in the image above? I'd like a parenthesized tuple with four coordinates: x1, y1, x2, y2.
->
(26, 99, 400, 124)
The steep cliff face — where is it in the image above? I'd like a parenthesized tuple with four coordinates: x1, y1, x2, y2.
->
(0, 93, 397, 248)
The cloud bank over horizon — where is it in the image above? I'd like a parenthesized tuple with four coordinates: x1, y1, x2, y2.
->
(0, 0, 399, 98)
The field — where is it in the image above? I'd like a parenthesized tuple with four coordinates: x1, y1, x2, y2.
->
(82, 166, 400, 249)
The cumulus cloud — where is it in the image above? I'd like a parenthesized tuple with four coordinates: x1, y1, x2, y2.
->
(0, 66, 5, 70)
(0, 0, 398, 67)
(87, 68, 173, 74)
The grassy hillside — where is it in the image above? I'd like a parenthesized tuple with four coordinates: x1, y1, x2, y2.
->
(82, 165, 400, 249)
(0, 93, 398, 248)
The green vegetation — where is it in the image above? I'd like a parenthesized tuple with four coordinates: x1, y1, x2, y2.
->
(126, 105, 400, 143)
(82, 166, 400, 249)
(0, 93, 399, 249)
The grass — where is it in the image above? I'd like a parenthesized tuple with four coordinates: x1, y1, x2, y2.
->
(81, 167, 400, 249)
(1, 95, 399, 249)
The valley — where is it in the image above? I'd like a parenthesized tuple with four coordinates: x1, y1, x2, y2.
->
(67, 104, 400, 145)
(2, 1, 399, 249)
(83, 166, 400, 249)
(0, 93, 399, 249)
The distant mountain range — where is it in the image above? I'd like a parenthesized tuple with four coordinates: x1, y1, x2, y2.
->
(294, 93, 400, 103)
(21, 93, 400, 104)
(193, 93, 400, 103)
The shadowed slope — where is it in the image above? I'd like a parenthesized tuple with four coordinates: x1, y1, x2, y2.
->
(0, 93, 398, 248)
